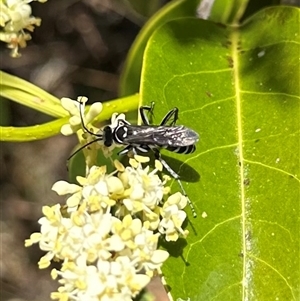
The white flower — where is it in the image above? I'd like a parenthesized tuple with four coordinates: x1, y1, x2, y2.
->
(119, 156, 169, 220)
(26, 204, 118, 265)
(51, 165, 125, 213)
(133, 227, 169, 276)
(51, 255, 151, 301)
(60, 96, 103, 136)
(25, 204, 71, 268)
(0, 0, 46, 57)
(52, 180, 83, 212)
(26, 154, 190, 300)
(159, 192, 189, 241)
(80, 165, 124, 211)
(61, 97, 131, 162)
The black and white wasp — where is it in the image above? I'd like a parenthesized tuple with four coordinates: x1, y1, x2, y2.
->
(74, 100, 199, 217)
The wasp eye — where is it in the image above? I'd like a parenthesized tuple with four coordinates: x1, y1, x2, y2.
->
(103, 126, 113, 147)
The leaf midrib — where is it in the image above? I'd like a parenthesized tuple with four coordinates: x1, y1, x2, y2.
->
(231, 28, 247, 300)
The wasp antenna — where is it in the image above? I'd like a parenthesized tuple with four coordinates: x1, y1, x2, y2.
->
(67, 137, 103, 163)
(73, 97, 98, 137)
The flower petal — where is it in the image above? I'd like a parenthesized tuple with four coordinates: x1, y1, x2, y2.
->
(52, 181, 81, 195)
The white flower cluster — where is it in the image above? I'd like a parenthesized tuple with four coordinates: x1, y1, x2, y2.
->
(25, 97, 190, 301)
(0, 0, 46, 57)
(26, 157, 189, 301)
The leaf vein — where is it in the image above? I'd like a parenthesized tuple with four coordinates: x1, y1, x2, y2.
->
(248, 255, 296, 300)
(244, 159, 300, 182)
(239, 39, 300, 51)
(241, 90, 300, 99)
(251, 219, 294, 242)
(181, 96, 235, 115)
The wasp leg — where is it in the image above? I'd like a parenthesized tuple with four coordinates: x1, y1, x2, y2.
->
(160, 107, 179, 126)
(152, 148, 197, 218)
(118, 145, 133, 156)
(119, 145, 146, 157)
(140, 102, 155, 125)
(140, 103, 179, 126)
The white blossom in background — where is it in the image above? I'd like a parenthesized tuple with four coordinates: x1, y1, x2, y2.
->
(0, 0, 46, 57)
(25, 98, 191, 301)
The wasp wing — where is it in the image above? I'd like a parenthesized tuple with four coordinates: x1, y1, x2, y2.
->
(123, 125, 199, 147)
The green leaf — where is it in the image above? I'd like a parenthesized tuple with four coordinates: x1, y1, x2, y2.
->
(209, 0, 281, 24)
(119, 0, 256, 97)
(119, 0, 202, 97)
(141, 6, 300, 300)
(241, 0, 281, 22)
